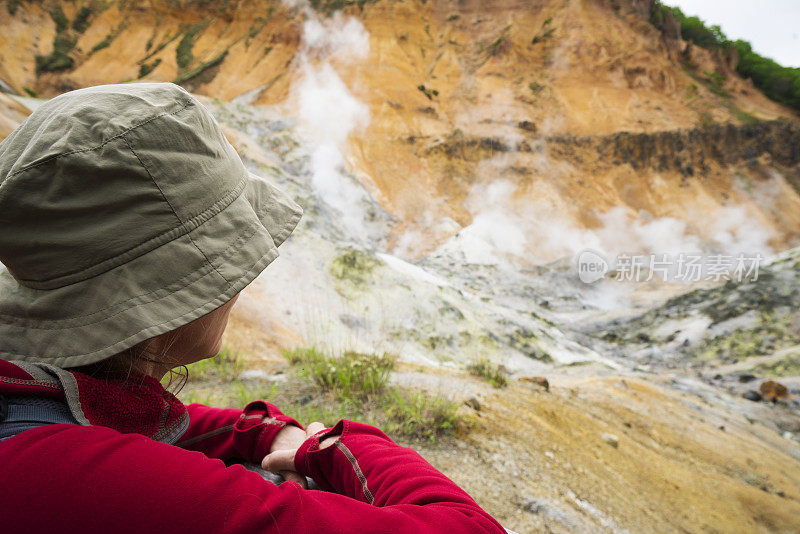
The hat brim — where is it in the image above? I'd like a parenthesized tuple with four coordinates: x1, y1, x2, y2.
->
(0, 170, 302, 368)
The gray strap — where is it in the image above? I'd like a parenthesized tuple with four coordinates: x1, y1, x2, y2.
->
(5, 403, 77, 425)
(0, 396, 78, 442)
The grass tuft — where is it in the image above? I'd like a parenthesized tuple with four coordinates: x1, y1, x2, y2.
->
(283, 347, 394, 399)
(467, 358, 508, 388)
(529, 81, 545, 95)
(383, 389, 461, 441)
(180, 345, 464, 443)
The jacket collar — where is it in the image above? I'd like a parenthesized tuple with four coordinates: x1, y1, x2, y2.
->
(0, 359, 189, 444)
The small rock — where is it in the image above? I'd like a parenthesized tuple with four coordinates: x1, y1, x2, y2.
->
(719, 425, 726, 431)
(742, 391, 762, 402)
(296, 394, 313, 406)
(713, 374, 723, 380)
(520, 376, 550, 391)
(544, 451, 555, 459)
(776, 489, 786, 498)
(783, 431, 794, 441)
(602, 433, 619, 448)
(521, 498, 545, 514)
(464, 396, 481, 411)
(760, 380, 792, 403)
(602, 332, 619, 342)
(238, 369, 271, 380)
(738, 374, 757, 383)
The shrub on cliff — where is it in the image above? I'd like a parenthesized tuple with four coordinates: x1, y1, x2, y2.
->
(651, 2, 800, 112)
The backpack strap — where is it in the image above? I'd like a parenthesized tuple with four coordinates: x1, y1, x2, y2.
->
(0, 394, 78, 442)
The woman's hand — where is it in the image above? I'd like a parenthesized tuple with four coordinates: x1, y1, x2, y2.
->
(268, 424, 309, 487)
(263, 422, 339, 487)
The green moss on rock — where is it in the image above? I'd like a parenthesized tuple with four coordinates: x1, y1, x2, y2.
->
(176, 20, 211, 70)
(138, 58, 162, 79)
(509, 327, 553, 362)
(329, 248, 379, 284)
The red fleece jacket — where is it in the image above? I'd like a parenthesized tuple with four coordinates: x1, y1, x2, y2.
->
(0, 360, 505, 533)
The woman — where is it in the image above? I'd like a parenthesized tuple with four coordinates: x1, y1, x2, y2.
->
(0, 82, 506, 533)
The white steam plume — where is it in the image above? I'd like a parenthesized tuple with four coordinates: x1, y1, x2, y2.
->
(441, 178, 776, 268)
(289, 10, 372, 238)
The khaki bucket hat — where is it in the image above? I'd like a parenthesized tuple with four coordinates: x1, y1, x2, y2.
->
(0, 82, 302, 368)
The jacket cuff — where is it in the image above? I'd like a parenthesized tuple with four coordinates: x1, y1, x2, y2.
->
(232, 401, 302, 463)
(293, 420, 354, 495)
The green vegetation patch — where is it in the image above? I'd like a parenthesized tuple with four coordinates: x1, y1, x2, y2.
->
(697, 313, 797, 363)
(651, 1, 800, 111)
(49, 4, 69, 32)
(173, 50, 228, 84)
(329, 248, 380, 284)
(72, 6, 93, 33)
(181, 345, 463, 442)
(382, 388, 461, 441)
(6, 1, 22, 15)
(284, 347, 461, 441)
(308, 0, 380, 16)
(531, 27, 555, 45)
(35, 5, 79, 74)
(138, 58, 162, 79)
(417, 84, 439, 100)
(91, 33, 114, 53)
(529, 81, 545, 95)
(141, 29, 181, 62)
(750, 351, 800, 377)
(466, 358, 508, 388)
(283, 347, 394, 399)
(509, 327, 553, 362)
(90, 15, 129, 56)
(702, 70, 729, 97)
(176, 20, 211, 70)
(36, 33, 76, 74)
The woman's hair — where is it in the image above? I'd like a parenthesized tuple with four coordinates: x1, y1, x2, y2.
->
(70, 332, 189, 394)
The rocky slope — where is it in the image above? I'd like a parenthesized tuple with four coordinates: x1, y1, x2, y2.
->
(2, 0, 800, 255)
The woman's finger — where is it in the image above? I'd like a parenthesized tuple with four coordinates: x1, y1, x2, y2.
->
(261, 448, 296, 472)
(306, 421, 326, 437)
(280, 470, 307, 489)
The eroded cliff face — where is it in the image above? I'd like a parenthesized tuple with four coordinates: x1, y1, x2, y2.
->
(1, 0, 799, 257)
